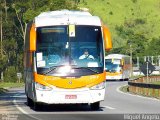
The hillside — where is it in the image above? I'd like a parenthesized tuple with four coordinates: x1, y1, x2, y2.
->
(0, 0, 160, 82)
(79, 0, 160, 48)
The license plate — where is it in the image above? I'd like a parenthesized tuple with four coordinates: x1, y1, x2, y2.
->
(65, 95, 77, 99)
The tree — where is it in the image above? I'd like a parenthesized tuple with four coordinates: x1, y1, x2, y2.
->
(146, 37, 160, 56)
(115, 17, 149, 56)
(0, 0, 79, 82)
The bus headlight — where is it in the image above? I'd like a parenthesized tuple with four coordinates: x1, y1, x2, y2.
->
(90, 82, 105, 90)
(35, 82, 52, 91)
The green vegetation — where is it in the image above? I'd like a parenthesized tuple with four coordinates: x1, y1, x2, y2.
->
(0, 82, 24, 88)
(0, 0, 160, 82)
(79, 0, 160, 61)
(151, 81, 160, 85)
(0, 0, 78, 82)
(0, 82, 24, 94)
(120, 85, 129, 93)
(79, 0, 160, 46)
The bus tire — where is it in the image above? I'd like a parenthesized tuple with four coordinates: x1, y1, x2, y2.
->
(33, 102, 40, 111)
(90, 102, 100, 110)
(27, 96, 33, 107)
(125, 78, 129, 81)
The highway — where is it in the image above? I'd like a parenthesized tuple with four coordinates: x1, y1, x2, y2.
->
(1, 81, 160, 120)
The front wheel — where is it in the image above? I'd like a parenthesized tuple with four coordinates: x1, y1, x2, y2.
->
(33, 102, 44, 111)
(27, 96, 33, 107)
(90, 102, 100, 110)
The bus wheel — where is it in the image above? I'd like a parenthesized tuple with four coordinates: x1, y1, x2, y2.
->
(27, 96, 33, 107)
(90, 102, 100, 110)
(33, 102, 40, 111)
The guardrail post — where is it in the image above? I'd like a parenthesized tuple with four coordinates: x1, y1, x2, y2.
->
(142, 78, 144, 83)
(142, 88, 144, 95)
(137, 87, 139, 94)
(136, 87, 138, 93)
(128, 75, 160, 99)
(144, 88, 147, 96)
(139, 87, 142, 94)
(152, 88, 155, 97)
(146, 88, 149, 96)
(138, 87, 141, 94)
(129, 86, 132, 93)
(133, 86, 136, 93)
(156, 89, 158, 98)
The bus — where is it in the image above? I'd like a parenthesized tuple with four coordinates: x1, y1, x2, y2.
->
(24, 10, 112, 110)
(105, 54, 132, 81)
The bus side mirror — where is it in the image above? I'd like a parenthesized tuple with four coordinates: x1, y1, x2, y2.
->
(121, 60, 124, 66)
(103, 25, 112, 51)
(29, 24, 36, 51)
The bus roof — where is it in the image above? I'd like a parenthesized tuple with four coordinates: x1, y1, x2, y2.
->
(105, 54, 130, 59)
(35, 10, 101, 27)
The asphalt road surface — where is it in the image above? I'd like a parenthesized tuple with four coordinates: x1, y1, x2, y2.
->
(1, 81, 160, 120)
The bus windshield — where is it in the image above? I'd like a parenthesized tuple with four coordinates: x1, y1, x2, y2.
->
(105, 59, 121, 72)
(36, 25, 104, 76)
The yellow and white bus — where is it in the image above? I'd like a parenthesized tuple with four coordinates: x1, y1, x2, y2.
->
(24, 10, 112, 110)
(105, 54, 131, 81)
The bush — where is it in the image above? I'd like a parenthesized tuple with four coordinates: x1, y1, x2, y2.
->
(4, 66, 17, 82)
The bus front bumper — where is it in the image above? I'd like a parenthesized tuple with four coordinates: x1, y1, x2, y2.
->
(106, 75, 122, 80)
(35, 88, 105, 104)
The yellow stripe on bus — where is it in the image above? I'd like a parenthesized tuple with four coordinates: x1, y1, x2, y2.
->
(34, 72, 106, 89)
(106, 72, 122, 76)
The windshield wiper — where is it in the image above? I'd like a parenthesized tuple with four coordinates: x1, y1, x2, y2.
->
(44, 65, 100, 75)
(43, 65, 65, 75)
(43, 66, 57, 75)
(73, 67, 99, 74)
(43, 65, 77, 75)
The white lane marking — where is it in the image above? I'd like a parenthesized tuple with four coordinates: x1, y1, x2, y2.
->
(103, 105, 115, 110)
(13, 95, 42, 120)
(116, 85, 160, 102)
(13, 99, 29, 114)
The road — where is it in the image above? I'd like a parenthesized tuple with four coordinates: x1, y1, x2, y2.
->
(1, 81, 160, 120)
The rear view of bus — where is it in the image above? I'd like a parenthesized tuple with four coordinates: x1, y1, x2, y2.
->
(24, 10, 112, 110)
(105, 54, 131, 81)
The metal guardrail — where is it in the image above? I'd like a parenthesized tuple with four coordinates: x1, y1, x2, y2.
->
(128, 82, 160, 89)
(133, 66, 160, 71)
(128, 76, 160, 98)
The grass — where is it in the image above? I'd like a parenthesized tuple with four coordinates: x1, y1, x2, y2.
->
(120, 85, 129, 92)
(0, 82, 24, 94)
(0, 82, 24, 88)
(130, 75, 144, 80)
(151, 81, 160, 85)
(79, 0, 160, 47)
